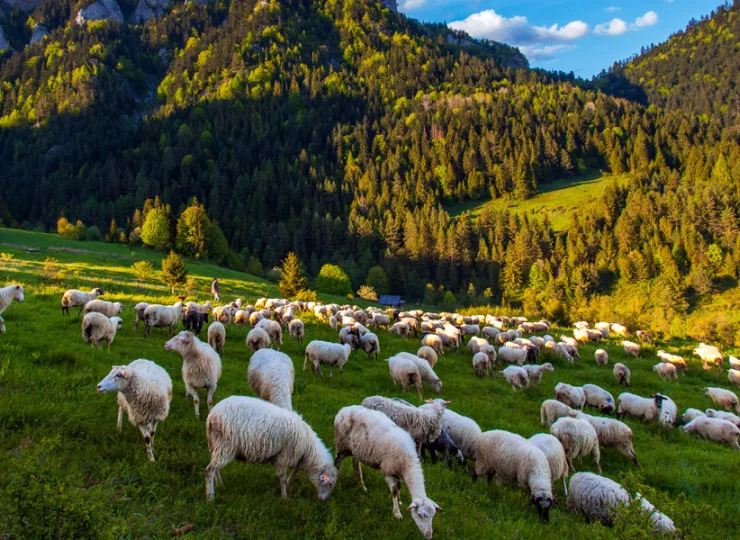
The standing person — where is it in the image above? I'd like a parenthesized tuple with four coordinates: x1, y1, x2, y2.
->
(211, 278, 221, 303)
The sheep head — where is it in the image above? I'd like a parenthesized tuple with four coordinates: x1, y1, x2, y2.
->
(165, 331, 194, 354)
(408, 497, 440, 539)
(531, 492, 556, 523)
(12, 285, 24, 302)
(97, 366, 130, 393)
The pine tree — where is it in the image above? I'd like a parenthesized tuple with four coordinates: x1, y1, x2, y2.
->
(279, 252, 309, 299)
(160, 250, 188, 294)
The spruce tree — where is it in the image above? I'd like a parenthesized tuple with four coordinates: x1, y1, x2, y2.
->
(160, 250, 188, 294)
(279, 252, 309, 299)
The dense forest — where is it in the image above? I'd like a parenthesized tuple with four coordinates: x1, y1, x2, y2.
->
(1, 0, 740, 337)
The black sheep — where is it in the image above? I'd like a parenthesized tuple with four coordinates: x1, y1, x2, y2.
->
(420, 428, 465, 468)
(183, 310, 208, 335)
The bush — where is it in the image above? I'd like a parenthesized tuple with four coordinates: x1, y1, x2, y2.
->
(41, 257, 65, 284)
(293, 289, 319, 302)
(247, 256, 264, 277)
(357, 285, 378, 301)
(225, 250, 245, 271)
(315, 264, 352, 296)
(57, 217, 86, 240)
(131, 260, 154, 283)
(85, 225, 102, 242)
(365, 266, 389, 294)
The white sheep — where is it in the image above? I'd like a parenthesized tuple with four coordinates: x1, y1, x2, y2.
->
(478, 344, 497, 366)
(249, 310, 264, 327)
(143, 302, 183, 336)
(134, 302, 149, 329)
(246, 327, 271, 351)
(472, 352, 492, 378)
(704, 387, 740, 413)
(233, 310, 250, 325)
(729, 369, 740, 388)
(730, 356, 740, 370)
(81, 312, 122, 351)
(482, 326, 500, 341)
(62, 287, 103, 315)
(416, 346, 438, 368)
(523, 363, 554, 387)
(466, 336, 488, 354)
(396, 353, 442, 394)
(212, 305, 235, 325)
(83, 299, 123, 318)
(205, 396, 337, 501)
(705, 409, 740, 428)
(570, 412, 640, 468)
(165, 331, 222, 417)
(610, 323, 629, 337)
(304, 341, 352, 378)
(528, 433, 569, 495)
(498, 345, 538, 366)
(550, 417, 601, 474)
(501, 365, 529, 391)
(288, 319, 305, 343)
(389, 322, 410, 338)
(97, 359, 172, 462)
(622, 340, 640, 358)
(186, 300, 212, 314)
(361, 396, 448, 454)
(541, 399, 573, 428)
(693, 344, 723, 370)
(595, 322, 611, 338)
(680, 408, 705, 424)
(421, 334, 445, 356)
(474, 430, 557, 522)
(613, 363, 631, 387)
(554, 383, 585, 410)
(594, 349, 608, 367)
(441, 408, 482, 461)
(207, 321, 225, 355)
(247, 348, 294, 410)
(334, 405, 441, 538)
(682, 416, 740, 450)
(653, 362, 678, 382)
(582, 384, 616, 414)
(387, 355, 425, 399)
(616, 393, 669, 424)
(657, 350, 687, 375)
(361, 332, 380, 360)
(256, 319, 283, 350)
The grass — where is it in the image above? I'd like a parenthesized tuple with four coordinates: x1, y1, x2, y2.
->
(446, 171, 629, 232)
(0, 229, 738, 539)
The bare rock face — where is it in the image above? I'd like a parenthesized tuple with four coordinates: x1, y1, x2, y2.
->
(0, 25, 8, 51)
(29, 23, 48, 45)
(75, 0, 124, 25)
(383, 0, 397, 12)
(1, 0, 42, 12)
(133, 0, 170, 24)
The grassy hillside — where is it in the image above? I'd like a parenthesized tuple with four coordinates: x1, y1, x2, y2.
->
(446, 172, 628, 231)
(0, 229, 738, 538)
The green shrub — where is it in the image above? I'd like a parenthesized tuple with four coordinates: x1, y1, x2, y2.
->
(315, 264, 352, 296)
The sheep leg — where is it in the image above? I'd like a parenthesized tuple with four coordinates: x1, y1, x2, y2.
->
(206, 385, 217, 412)
(562, 476, 568, 496)
(385, 476, 403, 520)
(77, 305, 84, 315)
(329, 366, 334, 378)
(415, 380, 423, 401)
(277, 469, 290, 499)
(352, 459, 367, 492)
(286, 467, 298, 490)
(185, 384, 200, 417)
(568, 458, 577, 473)
(205, 463, 224, 501)
(116, 405, 124, 432)
(593, 447, 602, 475)
(138, 425, 155, 462)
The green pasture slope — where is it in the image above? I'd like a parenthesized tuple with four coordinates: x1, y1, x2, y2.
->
(0, 229, 738, 538)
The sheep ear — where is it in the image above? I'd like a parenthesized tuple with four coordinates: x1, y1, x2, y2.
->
(407, 501, 418, 510)
(444, 400, 451, 405)
(432, 501, 443, 512)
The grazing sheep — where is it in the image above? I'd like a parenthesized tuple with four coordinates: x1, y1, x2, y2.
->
(389, 322, 410, 338)
(247, 327, 271, 351)
(501, 366, 529, 391)
(288, 319, 305, 343)
(473, 430, 557, 522)
(616, 393, 671, 425)
(680, 408, 705, 424)
(523, 363, 555, 387)
(541, 399, 574, 428)
(570, 412, 640, 468)
(186, 301, 213, 314)
(704, 387, 740, 413)
(361, 332, 380, 360)
(560, 336, 579, 349)
(594, 323, 610, 338)
(81, 312, 122, 351)
(97, 359, 172, 462)
(705, 409, 740, 428)
(212, 305, 235, 325)
(635, 330, 652, 343)
(611, 324, 629, 338)
(478, 344, 497, 365)
(554, 383, 586, 410)
(467, 336, 488, 354)
(396, 353, 442, 394)
(682, 416, 740, 451)
(165, 331, 222, 417)
(62, 287, 103, 315)
(441, 408, 482, 461)
(473, 352, 492, 378)
(622, 341, 640, 358)
(656, 350, 687, 375)
(559, 343, 580, 361)
(573, 328, 590, 344)
(233, 310, 250, 326)
(387, 355, 425, 399)
(498, 346, 538, 366)
(247, 349, 294, 410)
(653, 362, 679, 382)
(694, 344, 724, 370)
(550, 417, 601, 474)
(207, 321, 225, 355)
(421, 334, 444, 356)
(143, 302, 183, 336)
(613, 363, 630, 387)
(183, 310, 208, 335)
(249, 310, 264, 327)
(304, 341, 352, 378)
(582, 384, 616, 415)
(586, 329, 604, 342)
(205, 396, 337, 501)
(421, 428, 464, 468)
(361, 396, 448, 454)
(334, 406, 441, 538)
(528, 433, 569, 495)
(84, 299, 123, 318)
(730, 356, 740, 370)
(594, 349, 608, 367)
(417, 346, 438, 368)
(134, 302, 149, 329)
(482, 326, 500, 341)
(256, 319, 283, 350)
(729, 369, 740, 388)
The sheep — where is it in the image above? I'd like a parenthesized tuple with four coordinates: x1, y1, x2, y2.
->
(467, 336, 489, 354)
(333, 406, 441, 537)
(574, 321, 590, 330)
(61, 287, 103, 315)
(0, 315, 4, 334)
(498, 345, 538, 366)
(523, 363, 555, 387)
(339, 326, 361, 350)
(594, 349, 608, 367)
(441, 408, 482, 461)
(729, 369, 740, 388)
(249, 310, 264, 327)
(360, 332, 380, 360)
(387, 355, 425, 400)
(165, 331, 222, 417)
(570, 412, 640, 468)
(705, 409, 740, 428)
(680, 408, 705, 424)
(205, 396, 337, 501)
(528, 433, 569, 495)
(416, 346, 438, 368)
(636, 330, 652, 343)
(704, 387, 740, 413)
(694, 344, 724, 370)
(616, 393, 671, 425)
(421, 333, 445, 356)
(586, 329, 604, 342)
(622, 341, 640, 358)
(435, 326, 461, 351)
(288, 319, 305, 343)
(396, 353, 442, 394)
(682, 416, 740, 451)
(256, 319, 283, 350)
(372, 313, 391, 330)
(207, 321, 225, 355)
(550, 417, 601, 474)
(361, 396, 448, 454)
(213, 306, 235, 325)
(653, 362, 678, 382)
(582, 384, 616, 415)
(560, 336, 579, 349)
(482, 326, 500, 341)
(501, 366, 529, 391)
(389, 322, 410, 339)
(421, 428, 464, 468)
(613, 363, 630, 387)
(595, 322, 611, 338)
(610, 323, 629, 338)
(656, 350, 687, 375)
(304, 341, 352, 378)
(559, 343, 580, 361)
(541, 399, 574, 428)
(247, 327, 271, 351)
(81, 312, 122, 351)
(730, 356, 740, 370)
(473, 430, 557, 522)
(567, 473, 675, 533)
(134, 302, 149, 329)
(183, 310, 208, 335)
(478, 344, 497, 366)
(233, 310, 250, 326)
(185, 301, 212, 314)
(554, 383, 586, 410)
(573, 328, 590, 344)
(458, 324, 480, 340)
(97, 359, 172, 462)
(84, 299, 123, 318)
(247, 348, 294, 410)
(143, 302, 183, 336)
(473, 352, 492, 378)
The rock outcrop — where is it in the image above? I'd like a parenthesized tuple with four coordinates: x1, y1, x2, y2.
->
(75, 0, 124, 25)
(29, 23, 48, 45)
(133, 0, 170, 24)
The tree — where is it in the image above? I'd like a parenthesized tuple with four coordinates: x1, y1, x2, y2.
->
(315, 264, 353, 296)
(160, 250, 188, 294)
(278, 252, 309, 299)
(141, 208, 171, 249)
(57, 217, 86, 240)
(176, 199, 209, 258)
(247, 256, 264, 277)
(131, 260, 154, 284)
(365, 265, 389, 294)
(106, 219, 118, 243)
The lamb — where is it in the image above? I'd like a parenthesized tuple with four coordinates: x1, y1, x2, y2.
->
(694, 344, 724, 370)
(473, 352, 492, 378)
(247, 348, 294, 410)
(61, 287, 103, 315)
(653, 362, 679, 382)
(387, 355, 425, 399)
(550, 417, 601, 474)
(582, 384, 616, 414)
(705, 409, 740, 428)
(554, 383, 586, 410)
(84, 299, 123, 318)
(613, 363, 631, 387)
(416, 346, 438, 368)
(616, 393, 672, 425)
(207, 321, 225, 355)
(441, 408, 482, 461)
(185, 300, 212, 314)
(729, 369, 740, 388)
(523, 363, 555, 387)
(165, 331, 222, 417)
(566, 473, 676, 533)
(205, 396, 337, 501)
(657, 350, 687, 375)
(143, 302, 183, 336)
(304, 341, 352, 378)
(682, 416, 740, 450)
(361, 396, 448, 454)
(594, 349, 608, 367)
(528, 433, 569, 495)
(704, 387, 740, 413)
(467, 336, 489, 354)
(570, 412, 640, 468)
(680, 408, 705, 424)
(541, 399, 574, 428)
(501, 365, 529, 391)
(361, 332, 380, 360)
(421, 428, 465, 468)
(134, 302, 149, 329)
(334, 406, 441, 538)
(183, 310, 208, 335)
(256, 319, 283, 350)
(246, 327, 271, 351)
(498, 345, 538, 366)
(396, 353, 442, 394)
(288, 319, 305, 343)
(421, 334, 445, 356)
(622, 341, 640, 358)
(81, 312, 122, 351)
(97, 359, 172, 462)
(473, 430, 557, 522)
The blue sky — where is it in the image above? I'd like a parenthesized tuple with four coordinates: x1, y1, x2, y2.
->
(397, 0, 722, 77)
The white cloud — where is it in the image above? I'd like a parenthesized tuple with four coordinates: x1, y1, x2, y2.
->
(595, 11, 658, 36)
(519, 44, 575, 60)
(398, 0, 428, 10)
(449, 10, 588, 45)
(635, 11, 659, 28)
(605, 6, 622, 12)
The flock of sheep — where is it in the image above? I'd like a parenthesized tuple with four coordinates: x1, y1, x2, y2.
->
(2, 281, 740, 536)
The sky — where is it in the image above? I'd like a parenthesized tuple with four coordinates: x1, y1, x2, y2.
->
(397, 0, 723, 77)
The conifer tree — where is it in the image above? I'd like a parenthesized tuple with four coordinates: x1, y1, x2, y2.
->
(279, 252, 309, 299)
